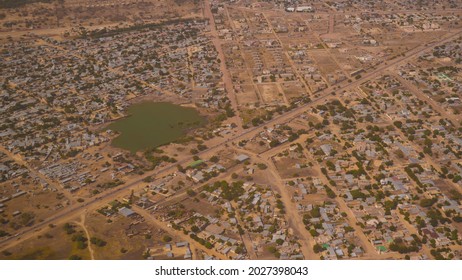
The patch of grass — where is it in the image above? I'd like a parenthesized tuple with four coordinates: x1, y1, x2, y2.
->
(18, 246, 55, 260)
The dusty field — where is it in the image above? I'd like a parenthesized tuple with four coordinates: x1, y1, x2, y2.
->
(85, 213, 155, 259)
(257, 84, 285, 105)
(0, 223, 89, 260)
(281, 82, 306, 101)
(247, 142, 270, 154)
(236, 84, 260, 106)
(308, 49, 341, 77)
(273, 156, 314, 179)
(231, 69, 254, 84)
(0, 0, 202, 39)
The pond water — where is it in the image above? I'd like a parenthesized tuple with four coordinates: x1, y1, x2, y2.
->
(107, 102, 205, 153)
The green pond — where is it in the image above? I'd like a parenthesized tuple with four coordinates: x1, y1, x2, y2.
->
(108, 102, 205, 153)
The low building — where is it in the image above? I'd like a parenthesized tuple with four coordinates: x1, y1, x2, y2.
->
(235, 154, 250, 162)
(118, 207, 136, 217)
